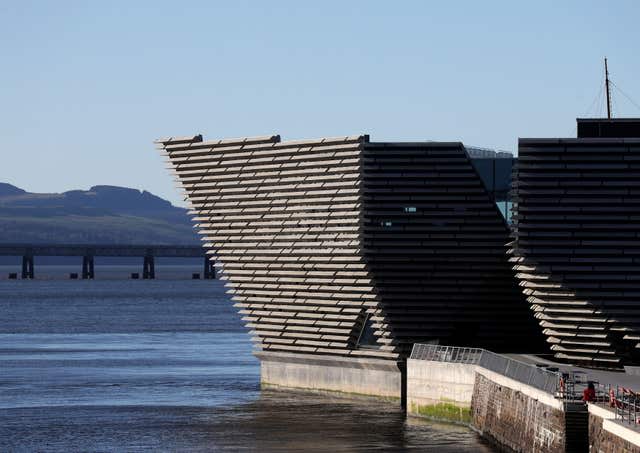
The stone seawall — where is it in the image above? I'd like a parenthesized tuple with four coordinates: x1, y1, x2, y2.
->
(472, 371, 566, 453)
(588, 404, 640, 453)
(407, 359, 575, 452)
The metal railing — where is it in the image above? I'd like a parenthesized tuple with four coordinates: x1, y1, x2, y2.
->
(410, 344, 561, 394)
(565, 377, 640, 426)
(411, 344, 640, 422)
(410, 344, 483, 364)
(558, 372, 609, 407)
(605, 386, 640, 426)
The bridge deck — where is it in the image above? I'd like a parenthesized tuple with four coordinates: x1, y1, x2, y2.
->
(0, 244, 205, 257)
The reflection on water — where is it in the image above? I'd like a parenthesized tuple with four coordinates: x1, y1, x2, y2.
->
(1, 390, 494, 452)
(0, 268, 496, 452)
(0, 332, 257, 410)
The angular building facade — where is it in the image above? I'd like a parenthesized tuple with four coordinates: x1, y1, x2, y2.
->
(157, 134, 543, 397)
(511, 118, 640, 369)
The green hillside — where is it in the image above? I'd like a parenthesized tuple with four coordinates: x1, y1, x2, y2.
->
(0, 183, 199, 245)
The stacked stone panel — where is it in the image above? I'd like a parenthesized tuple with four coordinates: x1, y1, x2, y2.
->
(157, 134, 544, 366)
(363, 142, 543, 355)
(511, 137, 640, 368)
(156, 134, 399, 360)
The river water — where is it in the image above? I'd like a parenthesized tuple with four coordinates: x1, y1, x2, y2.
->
(0, 266, 495, 452)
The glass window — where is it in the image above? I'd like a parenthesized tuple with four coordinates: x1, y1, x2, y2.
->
(356, 313, 378, 349)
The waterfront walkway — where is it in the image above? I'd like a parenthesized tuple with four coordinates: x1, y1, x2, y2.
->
(513, 354, 640, 390)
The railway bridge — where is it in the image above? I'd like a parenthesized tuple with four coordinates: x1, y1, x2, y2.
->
(0, 244, 215, 279)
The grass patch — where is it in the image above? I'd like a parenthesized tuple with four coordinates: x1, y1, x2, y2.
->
(410, 400, 472, 424)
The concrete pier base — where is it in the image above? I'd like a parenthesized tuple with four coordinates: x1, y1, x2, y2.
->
(256, 351, 402, 400)
(143, 255, 155, 279)
(21, 255, 34, 279)
(407, 360, 475, 423)
(82, 255, 94, 279)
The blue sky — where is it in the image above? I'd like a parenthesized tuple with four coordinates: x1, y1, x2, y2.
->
(2, 1, 640, 205)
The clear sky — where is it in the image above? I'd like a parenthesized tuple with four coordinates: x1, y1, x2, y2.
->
(2, 1, 640, 206)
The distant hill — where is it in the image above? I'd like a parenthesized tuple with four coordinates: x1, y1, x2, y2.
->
(0, 183, 199, 244)
(0, 183, 26, 196)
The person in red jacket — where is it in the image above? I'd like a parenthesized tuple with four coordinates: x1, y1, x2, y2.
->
(583, 382, 596, 402)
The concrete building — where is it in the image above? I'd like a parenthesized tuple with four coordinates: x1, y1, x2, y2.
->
(156, 134, 544, 397)
(511, 118, 640, 369)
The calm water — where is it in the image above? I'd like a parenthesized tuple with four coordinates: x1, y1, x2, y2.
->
(0, 266, 495, 452)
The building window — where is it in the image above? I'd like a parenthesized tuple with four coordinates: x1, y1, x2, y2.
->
(404, 207, 417, 213)
(356, 312, 378, 349)
(380, 221, 393, 227)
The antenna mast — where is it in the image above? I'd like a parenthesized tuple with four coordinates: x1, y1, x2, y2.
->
(605, 57, 612, 119)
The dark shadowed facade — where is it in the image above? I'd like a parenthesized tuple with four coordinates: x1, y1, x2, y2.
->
(157, 134, 543, 397)
(511, 118, 640, 369)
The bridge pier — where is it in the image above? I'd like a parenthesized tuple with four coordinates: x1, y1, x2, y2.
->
(143, 256, 155, 279)
(82, 256, 95, 279)
(21, 255, 34, 279)
(1, 244, 207, 280)
(204, 257, 216, 279)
